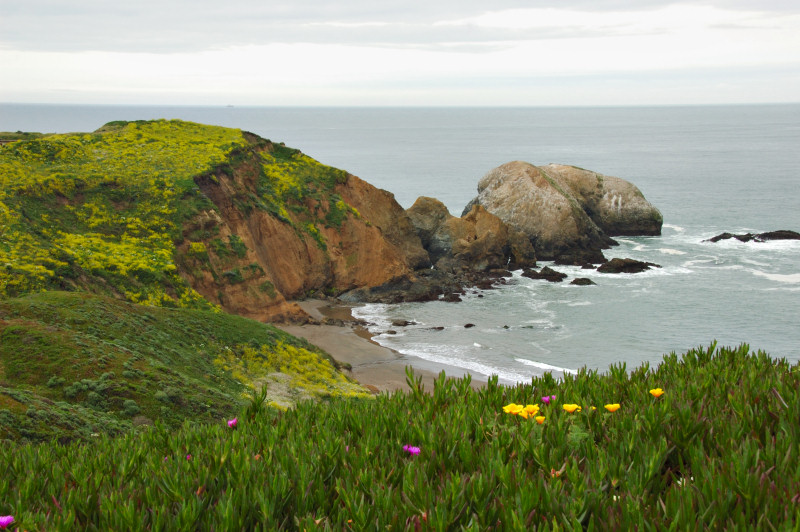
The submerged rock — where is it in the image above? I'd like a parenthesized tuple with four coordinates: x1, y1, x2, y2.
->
(570, 278, 596, 286)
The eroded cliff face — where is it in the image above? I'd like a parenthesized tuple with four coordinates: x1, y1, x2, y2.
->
(180, 138, 427, 322)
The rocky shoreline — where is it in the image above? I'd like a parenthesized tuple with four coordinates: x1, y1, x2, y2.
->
(275, 300, 486, 393)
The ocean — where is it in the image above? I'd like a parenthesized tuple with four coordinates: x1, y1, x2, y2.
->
(2, 103, 799, 383)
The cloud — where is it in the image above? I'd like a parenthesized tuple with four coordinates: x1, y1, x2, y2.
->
(2, 0, 798, 53)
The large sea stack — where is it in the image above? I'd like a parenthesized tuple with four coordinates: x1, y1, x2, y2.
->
(464, 161, 663, 263)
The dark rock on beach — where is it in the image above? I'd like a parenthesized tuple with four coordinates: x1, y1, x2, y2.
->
(705, 230, 800, 243)
(596, 258, 661, 274)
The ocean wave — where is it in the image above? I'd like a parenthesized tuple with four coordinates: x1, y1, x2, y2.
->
(387, 342, 532, 384)
(662, 224, 686, 233)
(567, 301, 592, 307)
(515, 358, 578, 375)
(656, 248, 687, 255)
(750, 271, 800, 284)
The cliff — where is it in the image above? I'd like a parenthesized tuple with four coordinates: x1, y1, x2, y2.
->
(0, 120, 429, 322)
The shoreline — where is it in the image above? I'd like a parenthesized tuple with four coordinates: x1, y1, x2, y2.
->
(275, 300, 487, 393)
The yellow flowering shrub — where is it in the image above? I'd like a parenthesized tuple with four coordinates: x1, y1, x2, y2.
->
(213, 342, 371, 404)
(0, 120, 247, 305)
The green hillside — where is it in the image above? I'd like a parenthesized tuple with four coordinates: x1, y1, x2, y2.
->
(0, 291, 369, 443)
(0, 119, 354, 307)
(1, 343, 798, 529)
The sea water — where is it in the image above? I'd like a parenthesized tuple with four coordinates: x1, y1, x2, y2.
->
(2, 103, 799, 383)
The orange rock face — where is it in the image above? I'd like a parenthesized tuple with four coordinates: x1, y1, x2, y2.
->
(182, 141, 427, 323)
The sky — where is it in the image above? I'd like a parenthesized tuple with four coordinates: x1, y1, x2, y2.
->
(1, 0, 799, 106)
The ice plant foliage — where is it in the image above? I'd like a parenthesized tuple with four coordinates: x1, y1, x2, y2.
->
(0, 342, 796, 529)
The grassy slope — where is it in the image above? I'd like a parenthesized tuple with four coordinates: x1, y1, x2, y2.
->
(0, 291, 369, 443)
(1, 343, 798, 529)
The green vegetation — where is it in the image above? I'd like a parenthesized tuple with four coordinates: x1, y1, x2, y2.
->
(1, 120, 366, 314)
(1, 343, 797, 529)
(0, 119, 248, 307)
(0, 291, 370, 443)
(3, 121, 796, 528)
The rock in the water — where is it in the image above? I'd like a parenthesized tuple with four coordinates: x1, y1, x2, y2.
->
(596, 258, 661, 274)
(705, 230, 800, 243)
(464, 161, 662, 263)
(521, 266, 568, 282)
(543, 164, 663, 236)
(406, 196, 536, 272)
(570, 277, 596, 286)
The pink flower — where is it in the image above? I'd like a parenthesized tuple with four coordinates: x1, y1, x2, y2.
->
(403, 445, 421, 456)
(227, 417, 238, 428)
(0, 516, 14, 529)
(541, 395, 556, 404)
(186, 454, 192, 461)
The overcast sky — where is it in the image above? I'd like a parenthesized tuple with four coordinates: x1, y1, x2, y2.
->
(2, 0, 799, 106)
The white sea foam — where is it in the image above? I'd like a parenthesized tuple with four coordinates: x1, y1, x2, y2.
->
(657, 248, 687, 255)
(750, 271, 800, 284)
(388, 342, 532, 384)
(568, 301, 592, 307)
(663, 224, 685, 233)
(515, 358, 578, 375)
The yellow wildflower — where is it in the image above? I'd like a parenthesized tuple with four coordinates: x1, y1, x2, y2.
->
(649, 388, 665, 398)
(604, 403, 621, 412)
(562, 404, 581, 413)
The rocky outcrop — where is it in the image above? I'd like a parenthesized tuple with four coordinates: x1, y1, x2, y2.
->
(464, 161, 662, 263)
(544, 164, 663, 236)
(406, 197, 536, 272)
(705, 230, 800, 243)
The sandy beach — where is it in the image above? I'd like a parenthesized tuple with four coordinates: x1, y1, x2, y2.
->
(276, 300, 486, 394)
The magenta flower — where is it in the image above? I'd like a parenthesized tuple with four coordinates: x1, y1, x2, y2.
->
(403, 444, 421, 456)
(186, 454, 192, 461)
(227, 417, 238, 428)
(0, 516, 14, 529)
(541, 395, 556, 404)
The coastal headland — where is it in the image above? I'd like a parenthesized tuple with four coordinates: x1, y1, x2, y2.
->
(0, 119, 663, 424)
